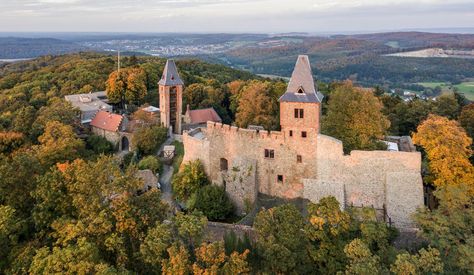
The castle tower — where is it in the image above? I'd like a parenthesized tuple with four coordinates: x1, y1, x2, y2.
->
(159, 59, 184, 134)
(279, 55, 323, 137)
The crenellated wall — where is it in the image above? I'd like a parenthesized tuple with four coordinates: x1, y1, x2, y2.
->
(183, 123, 424, 229)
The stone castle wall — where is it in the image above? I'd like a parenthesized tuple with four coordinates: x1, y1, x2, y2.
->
(183, 123, 424, 229)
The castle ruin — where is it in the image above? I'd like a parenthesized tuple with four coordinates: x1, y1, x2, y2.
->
(180, 55, 424, 229)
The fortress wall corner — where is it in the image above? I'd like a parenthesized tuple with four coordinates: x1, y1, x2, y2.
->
(385, 172, 424, 228)
(182, 133, 211, 175)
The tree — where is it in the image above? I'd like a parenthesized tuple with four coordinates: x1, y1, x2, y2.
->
(35, 121, 85, 168)
(140, 223, 173, 272)
(343, 239, 381, 275)
(29, 239, 114, 274)
(0, 132, 24, 154)
(0, 205, 22, 272)
(31, 98, 78, 139)
(0, 151, 42, 216)
(390, 247, 443, 275)
(416, 183, 474, 272)
(433, 93, 460, 119)
(173, 211, 208, 251)
(106, 67, 147, 106)
(322, 81, 390, 153)
(253, 204, 311, 274)
(138, 155, 162, 173)
(12, 106, 36, 136)
(306, 196, 352, 273)
(459, 103, 474, 139)
(412, 114, 474, 190)
(132, 125, 167, 155)
(172, 160, 209, 202)
(235, 81, 280, 130)
(86, 135, 114, 155)
(161, 243, 192, 275)
(188, 185, 234, 221)
(192, 241, 250, 275)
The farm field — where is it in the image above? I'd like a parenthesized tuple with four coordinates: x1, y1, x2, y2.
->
(417, 81, 474, 101)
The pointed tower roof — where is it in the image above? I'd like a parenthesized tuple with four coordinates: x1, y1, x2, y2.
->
(158, 59, 184, 86)
(279, 55, 323, 103)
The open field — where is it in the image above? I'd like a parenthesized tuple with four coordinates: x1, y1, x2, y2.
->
(417, 81, 474, 101)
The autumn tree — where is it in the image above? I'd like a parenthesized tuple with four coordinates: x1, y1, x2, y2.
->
(235, 80, 282, 130)
(106, 67, 147, 106)
(306, 196, 352, 273)
(253, 204, 311, 274)
(140, 223, 174, 273)
(390, 247, 443, 275)
(35, 121, 85, 168)
(192, 241, 250, 274)
(322, 81, 390, 153)
(416, 183, 474, 272)
(412, 114, 474, 190)
(183, 82, 232, 123)
(172, 160, 209, 202)
(0, 132, 24, 154)
(161, 243, 192, 275)
(342, 239, 381, 275)
(31, 98, 78, 139)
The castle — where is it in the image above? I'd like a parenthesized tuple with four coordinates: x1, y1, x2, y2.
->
(163, 55, 423, 229)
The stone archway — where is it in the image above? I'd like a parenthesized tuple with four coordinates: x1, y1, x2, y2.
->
(121, 136, 129, 152)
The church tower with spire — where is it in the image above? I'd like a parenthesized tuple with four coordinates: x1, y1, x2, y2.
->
(159, 59, 184, 134)
(279, 55, 323, 138)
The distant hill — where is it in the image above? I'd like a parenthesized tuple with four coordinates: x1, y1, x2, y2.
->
(344, 32, 474, 49)
(0, 37, 86, 59)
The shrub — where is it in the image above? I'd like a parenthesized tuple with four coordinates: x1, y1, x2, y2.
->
(133, 125, 167, 155)
(86, 135, 114, 155)
(172, 160, 209, 202)
(138, 155, 162, 173)
(189, 185, 233, 221)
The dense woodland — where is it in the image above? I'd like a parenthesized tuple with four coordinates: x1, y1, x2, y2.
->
(0, 53, 473, 274)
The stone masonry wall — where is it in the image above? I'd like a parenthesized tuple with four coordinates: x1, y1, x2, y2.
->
(183, 125, 424, 229)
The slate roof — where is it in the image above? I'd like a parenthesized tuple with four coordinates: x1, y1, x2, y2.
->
(158, 59, 184, 86)
(90, 110, 124, 132)
(187, 107, 222, 124)
(279, 55, 324, 103)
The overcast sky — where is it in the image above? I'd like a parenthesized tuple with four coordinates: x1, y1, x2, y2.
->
(0, 0, 473, 33)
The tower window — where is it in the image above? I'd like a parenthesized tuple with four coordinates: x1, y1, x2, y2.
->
(294, 108, 304, 118)
(277, 175, 284, 182)
(297, 155, 302, 163)
(302, 131, 307, 138)
(289, 130, 293, 137)
(297, 87, 305, 94)
(264, 149, 275, 159)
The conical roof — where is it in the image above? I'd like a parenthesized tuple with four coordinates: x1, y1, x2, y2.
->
(279, 55, 323, 103)
(158, 59, 184, 86)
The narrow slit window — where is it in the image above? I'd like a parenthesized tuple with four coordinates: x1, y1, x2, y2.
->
(294, 108, 299, 118)
(302, 131, 307, 138)
(299, 109, 304, 118)
(297, 155, 302, 163)
(277, 175, 284, 182)
(289, 130, 293, 137)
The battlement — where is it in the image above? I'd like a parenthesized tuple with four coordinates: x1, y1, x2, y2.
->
(206, 121, 287, 141)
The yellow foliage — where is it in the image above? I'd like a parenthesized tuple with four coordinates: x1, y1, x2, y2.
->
(412, 114, 474, 191)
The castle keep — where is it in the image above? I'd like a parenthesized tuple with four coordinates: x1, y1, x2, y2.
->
(181, 55, 424, 229)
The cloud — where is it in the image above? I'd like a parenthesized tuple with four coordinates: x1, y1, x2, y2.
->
(0, 0, 473, 32)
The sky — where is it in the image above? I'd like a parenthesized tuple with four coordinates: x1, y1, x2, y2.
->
(0, 0, 473, 33)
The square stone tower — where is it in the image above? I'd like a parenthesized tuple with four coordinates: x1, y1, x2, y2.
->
(159, 59, 184, 134)
(279, 55, 323, 137)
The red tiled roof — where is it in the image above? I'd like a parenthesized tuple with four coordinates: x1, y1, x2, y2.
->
(90, 110, 123, 132)
(188, 108, 222, 124)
